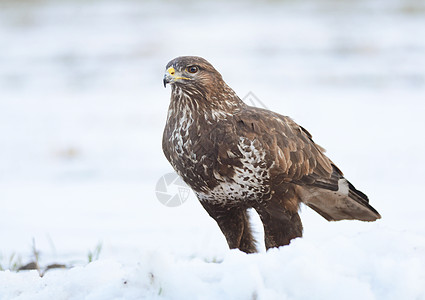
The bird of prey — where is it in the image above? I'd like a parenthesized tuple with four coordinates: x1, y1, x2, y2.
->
(162, 56, 381, 253)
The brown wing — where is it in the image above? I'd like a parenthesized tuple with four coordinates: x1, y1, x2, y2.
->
(233, 106, 381, 222)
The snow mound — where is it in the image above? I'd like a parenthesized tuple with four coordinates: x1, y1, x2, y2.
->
(1, 228, 424, 300)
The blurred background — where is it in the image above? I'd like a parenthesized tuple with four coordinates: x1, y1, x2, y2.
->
(0, 0, 424, 265)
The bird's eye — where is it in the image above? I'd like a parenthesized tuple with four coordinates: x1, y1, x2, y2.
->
(187, 66, 199, 74)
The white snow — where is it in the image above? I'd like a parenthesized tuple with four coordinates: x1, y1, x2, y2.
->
(1, 0, 425, 299)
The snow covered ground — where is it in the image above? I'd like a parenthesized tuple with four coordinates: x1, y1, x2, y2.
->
(0, 0, 425, 299)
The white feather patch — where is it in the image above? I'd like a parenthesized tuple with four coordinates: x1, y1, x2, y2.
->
(338, 178, 349, 196)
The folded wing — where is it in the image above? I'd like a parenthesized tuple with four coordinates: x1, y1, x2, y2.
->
(234, 106, 381, 222)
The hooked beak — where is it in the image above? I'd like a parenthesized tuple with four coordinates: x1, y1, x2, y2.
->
(163, 76, 169, 88)
(163, 66, 190, 88)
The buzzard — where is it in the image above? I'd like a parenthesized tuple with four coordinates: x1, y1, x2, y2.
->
(162, 56, 380, 253)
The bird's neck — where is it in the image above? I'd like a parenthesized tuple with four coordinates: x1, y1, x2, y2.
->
(168, 83, 244, 124)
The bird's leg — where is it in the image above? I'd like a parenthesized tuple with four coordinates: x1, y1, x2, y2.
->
(238, 209, 257, 253)
(200, 202, 257, 253)
(255, 204, 303, 250)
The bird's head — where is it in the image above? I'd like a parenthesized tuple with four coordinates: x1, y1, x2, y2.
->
(163, 56, 243, 114)
(163, 56, 223, 90)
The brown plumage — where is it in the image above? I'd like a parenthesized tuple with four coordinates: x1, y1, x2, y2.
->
(162, 56, 381, 253)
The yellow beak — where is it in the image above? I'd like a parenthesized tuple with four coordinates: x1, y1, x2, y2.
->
(167, 67, 176, 76)
(163, 67, 191, 87)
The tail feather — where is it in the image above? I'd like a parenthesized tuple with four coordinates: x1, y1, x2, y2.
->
(298, 178, 381, 222)
(347, 181, 381, 220)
